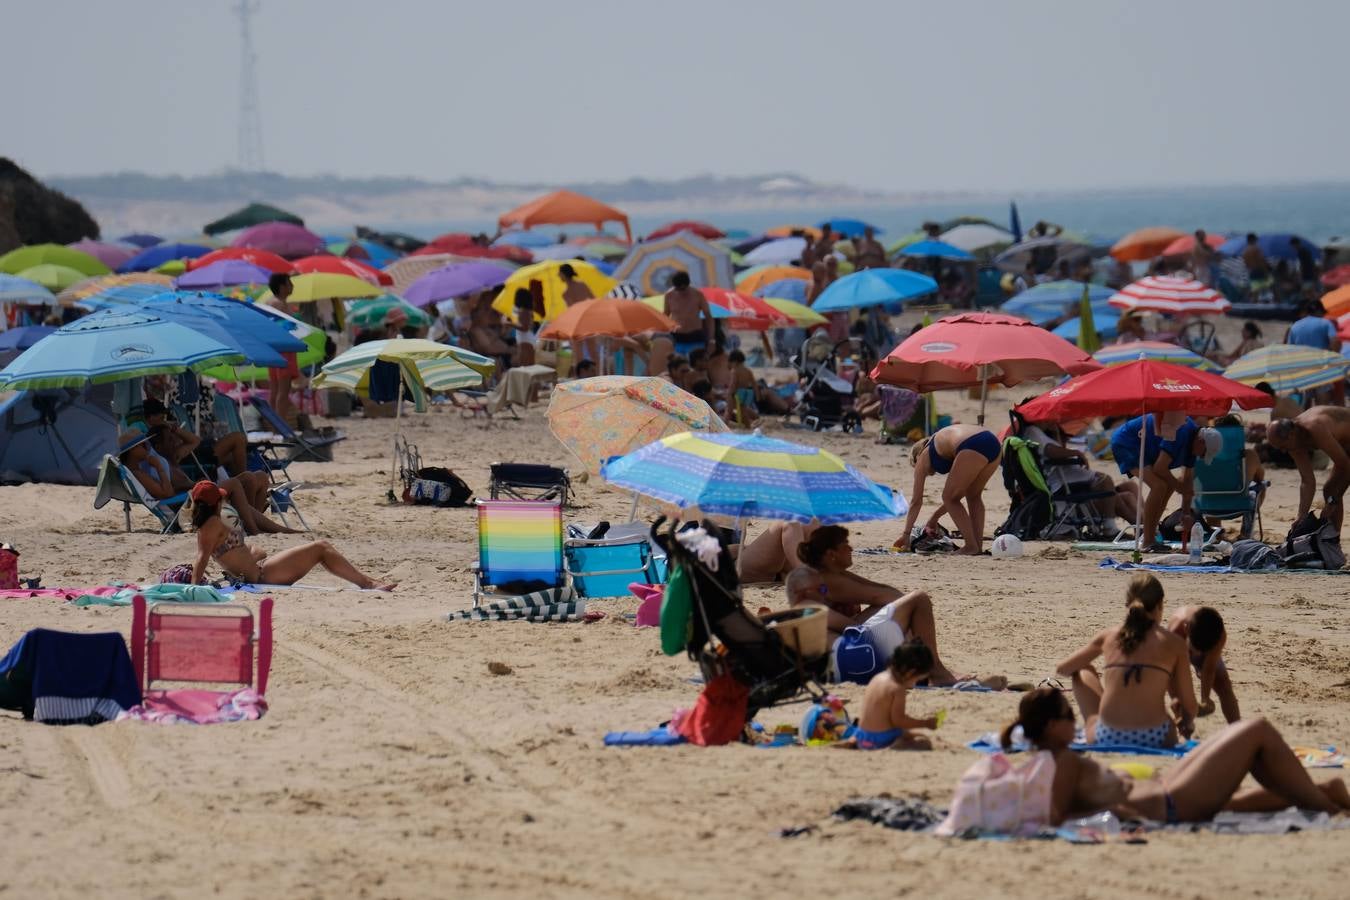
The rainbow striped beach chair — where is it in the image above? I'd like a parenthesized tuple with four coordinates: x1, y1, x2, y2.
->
(472, 500, 565, 608)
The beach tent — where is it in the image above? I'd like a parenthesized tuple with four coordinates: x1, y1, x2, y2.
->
(498, 190, 632, 243)
(0, 386, 116, 486)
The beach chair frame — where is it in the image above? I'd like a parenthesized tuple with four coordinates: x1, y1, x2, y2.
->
(93, 455, 188, 534)
(488, 462, 572, 506)
(131, 595, 272, 696)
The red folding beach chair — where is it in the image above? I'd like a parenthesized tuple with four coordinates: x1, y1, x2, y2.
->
(130, 596, 273, 696)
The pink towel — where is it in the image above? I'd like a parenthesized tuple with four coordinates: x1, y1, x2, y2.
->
(0, 585, 137, 601)
(630, 582, 664, 628)
(118, 688, 267, 724)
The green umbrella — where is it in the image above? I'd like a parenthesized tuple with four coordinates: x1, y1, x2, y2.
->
(0, 244, 111, 277)
(346, 295, 432, 330)
(1077, 284, 1101, 354)
(202, 203, 305, 236)
(16, 264, 90, 292)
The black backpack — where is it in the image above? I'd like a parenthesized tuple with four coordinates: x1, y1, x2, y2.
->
(1279, 512, 1345, 570)
(407, 467, 473, 508)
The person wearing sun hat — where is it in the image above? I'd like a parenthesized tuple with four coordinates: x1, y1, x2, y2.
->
(188, 480, 395, 591)
(1109, 415, 1223, 551)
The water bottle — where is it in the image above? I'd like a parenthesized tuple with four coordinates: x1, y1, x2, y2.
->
(1189, 521, 1204, 563)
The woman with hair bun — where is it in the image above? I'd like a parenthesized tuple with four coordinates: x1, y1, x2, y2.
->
(1056, 573, 1196, 749)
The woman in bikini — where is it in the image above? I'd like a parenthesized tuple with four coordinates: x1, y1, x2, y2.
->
(1057, 573, 1196, 749)
(188, 482, 395, 590)
(894, 424, 1002, 555)
(999, 687, 1347, 826)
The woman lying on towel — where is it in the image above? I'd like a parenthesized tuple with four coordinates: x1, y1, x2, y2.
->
(189, 482, 395, 591)
(1056, 573, 1196, 750)
(995, 687, 1347, 825)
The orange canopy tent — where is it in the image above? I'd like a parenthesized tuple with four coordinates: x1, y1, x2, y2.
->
(498, 190, 632, 242)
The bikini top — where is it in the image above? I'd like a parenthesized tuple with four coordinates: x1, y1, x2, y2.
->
(1104, 661, 1173, 686)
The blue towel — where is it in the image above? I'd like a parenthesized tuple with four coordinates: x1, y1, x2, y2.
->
(367, 359, 402, 403)
(1100, 557, 1350, 575)
(603, 727, 687, 747)
(0, 629, 141, 723)
(968, 732, 1197, 758)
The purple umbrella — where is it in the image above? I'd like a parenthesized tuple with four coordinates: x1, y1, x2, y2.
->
(230, 222, 326, 259)
(403, 262, 511, 307)
(175, 260, 273, 290)
(67, 239, 137, 270)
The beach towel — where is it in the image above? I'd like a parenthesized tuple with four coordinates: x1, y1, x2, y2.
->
(71, 583, 235, 607)
(1099, 557, 1350, 576)
(0, 585, 135, 601)
(118, 688, 266, 725)
(448, 585, 585, 622)
(0, 629, 141, 723)
(1073, 541, 1183, 552)
(968, 729, 1198, 758)
(603, 726, 687, 747)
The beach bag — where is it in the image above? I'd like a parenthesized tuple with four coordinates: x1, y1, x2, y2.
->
(1228, 540, 1282, 571)
(935, 750, 1056, 836)
(1279, 512, 1345, 570)
(659, 563, 693, 656)
(996, 494, 1051, 541)
(159, 564, 194, 585)
(0, 543, 18, 590)
(406, 466, 473, 508)
(830, 626, 882, 685)
(675, 672, 749, 746)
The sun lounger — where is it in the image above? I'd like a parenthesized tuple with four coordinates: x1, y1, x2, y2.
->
(471, 500, 565, 608)
(93, 454, 188, 533)
(130, 595, 272, 697)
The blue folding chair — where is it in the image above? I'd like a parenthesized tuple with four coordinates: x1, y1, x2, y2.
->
(1194, 425, 1264, 540)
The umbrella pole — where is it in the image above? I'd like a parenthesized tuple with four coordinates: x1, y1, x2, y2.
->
(628, 491, 639, 522)
(977, 366, 989, 426)
(390, 368, 403, 496)
(1133, 409, 1147, 560)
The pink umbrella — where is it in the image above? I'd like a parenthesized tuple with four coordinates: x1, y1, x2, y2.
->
(1108, 276, 1231, 316)
(67, 239, 137, 270)
(230, 222, 326, 260)
(872, 311, 1101, 423)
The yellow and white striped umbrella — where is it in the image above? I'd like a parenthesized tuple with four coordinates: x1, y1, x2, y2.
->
(1224, 343, 1350, 395)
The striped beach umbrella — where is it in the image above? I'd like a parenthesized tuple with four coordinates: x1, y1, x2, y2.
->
(601, 430, 907, 523)
(1092, 341, 1221, 373)
(0, 274, 54, 304)
(612, 232, 735, 293)
(1108, 276, 1231, 315)
(1224, 344, 1350, 395)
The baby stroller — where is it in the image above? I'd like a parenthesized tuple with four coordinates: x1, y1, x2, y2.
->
(652, 518, 829, 722)
(996, 435, 1116, 540)
(793, 333, 862, 433)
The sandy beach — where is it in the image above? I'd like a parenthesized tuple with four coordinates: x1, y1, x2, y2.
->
(2, 363, 1349, 899)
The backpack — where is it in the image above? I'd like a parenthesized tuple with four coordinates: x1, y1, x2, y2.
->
(405, 466, 473, 508)
(935, 750, 1057, 836)
(996, 493, 1051, 541)
(1279, 512, 1345, 570)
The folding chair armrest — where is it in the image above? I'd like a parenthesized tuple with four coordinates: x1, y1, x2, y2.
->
(130, 595, 147, 689)
(256, 597, 273, 697)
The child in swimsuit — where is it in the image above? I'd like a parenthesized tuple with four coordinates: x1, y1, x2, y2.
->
(843, 640, 939, 750)
(1168, 605, 1240, 723)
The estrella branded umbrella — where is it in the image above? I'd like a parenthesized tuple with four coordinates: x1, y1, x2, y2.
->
(612, 232, 734, 293)
(0, 244, 110, 277)
(0, 309, 244, 390)
(547, 375, 728, 473)
(601, 430, 906, 524)
(1224, 344, 1350, 395)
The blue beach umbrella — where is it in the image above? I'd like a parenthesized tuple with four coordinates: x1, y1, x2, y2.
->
(818, 218, 882, 238)
(753, 278, 808, 302)
(71, 282, 173, 311)
(601, 430, 907, 524)
(135, 290, 307, 353)
(898, 240, 974, 261)
(811, 269, 938, 313)
(0, 309, 245, 390)
(117, 233, 163, 248)
(0, 325, 57, 352)
(0, 274, 55, 304)
(116, 243, 213, 273)
(1053, 316, 1119, 346)
(1217, 233, 1318, 263)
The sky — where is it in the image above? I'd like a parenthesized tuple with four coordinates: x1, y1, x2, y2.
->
(9, 0, 1348, 193)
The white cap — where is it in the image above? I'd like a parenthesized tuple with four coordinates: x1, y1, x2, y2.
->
(1196, 427, 1223, 463)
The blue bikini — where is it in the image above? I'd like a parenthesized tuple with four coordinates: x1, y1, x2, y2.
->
(928, 431, 1001, 474)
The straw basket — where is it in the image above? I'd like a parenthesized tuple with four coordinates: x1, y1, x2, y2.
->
(762, 605, 828, 659)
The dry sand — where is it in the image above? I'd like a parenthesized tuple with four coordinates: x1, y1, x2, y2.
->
(3, 367, 1350, 898)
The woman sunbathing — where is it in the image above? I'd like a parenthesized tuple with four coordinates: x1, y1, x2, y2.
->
(1056, 573, 1197, 749)
(999, 687, 1346, 825)
(894, 424, 1002, 555)
(189, 481, 395, 590)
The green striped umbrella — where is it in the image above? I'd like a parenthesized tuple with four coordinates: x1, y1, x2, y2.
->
(1224, 344, 1350, 395)
(346, 295, 432, 330)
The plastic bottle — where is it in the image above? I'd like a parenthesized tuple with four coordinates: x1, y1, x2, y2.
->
(1189, 521, 1204, 563)
(1064, 810, 1121, 836)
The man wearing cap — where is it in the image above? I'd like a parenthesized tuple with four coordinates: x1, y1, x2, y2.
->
(1267, 406, 1350, 533)
(1109, 414, 1223, 550)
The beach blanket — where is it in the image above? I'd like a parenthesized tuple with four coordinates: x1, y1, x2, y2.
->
(1099, 557, 1350, 575)
(969, 730, 1198, 757)
(0, 585, 136, 601)
(448, 586, 585, 622)
(231, 581, 384, 593)
(72, 584, 235, 607)
(118, 688, 266, 725)
(1072, 541, 1184, 552)
(603, 726, 687, 747)
(0, 629, 141, 723)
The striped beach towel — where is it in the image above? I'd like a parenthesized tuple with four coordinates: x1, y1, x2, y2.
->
(448, 586, 586, 622)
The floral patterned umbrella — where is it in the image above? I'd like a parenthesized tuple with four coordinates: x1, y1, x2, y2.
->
(546, 375, 728, 473)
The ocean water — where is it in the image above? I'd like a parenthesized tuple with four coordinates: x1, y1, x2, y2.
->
(391, 182, 1350, 245)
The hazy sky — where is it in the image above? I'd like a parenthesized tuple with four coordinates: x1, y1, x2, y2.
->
(10, 0, 1347, 192)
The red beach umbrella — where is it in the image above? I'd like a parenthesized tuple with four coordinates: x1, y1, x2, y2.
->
(187, 247, 293, 274)
(290, 255, 393, 286)
(647, 220, 726, 240)
(1015, 358, 1274, 422)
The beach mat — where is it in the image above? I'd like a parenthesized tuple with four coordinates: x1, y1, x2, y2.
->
(969, 731, 1198, 757)
(1099, 557, 1350, 575)
(604, 727, 686, 747)
(1072, 540, 1183, 552)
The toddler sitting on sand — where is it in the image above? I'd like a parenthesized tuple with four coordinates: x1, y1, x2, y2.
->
(1168, 605, 1240, 723)
(840, 641, 939, 750)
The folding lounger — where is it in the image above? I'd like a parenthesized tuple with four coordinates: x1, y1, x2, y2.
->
(93, 454, 189, 533)
(488, 462, 572, 505)
(472, 500, 565, 608)
(1194, 424, 1264, 540)
(130, 595, 272, 699)
(248, 395, 345, 469)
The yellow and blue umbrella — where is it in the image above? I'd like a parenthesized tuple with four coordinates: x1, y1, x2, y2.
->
(601, 430, 906, 523)
(612, 232, 734, 294)
(1092, 341, 1220, 373)
(1224, 344, 1350, 395)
